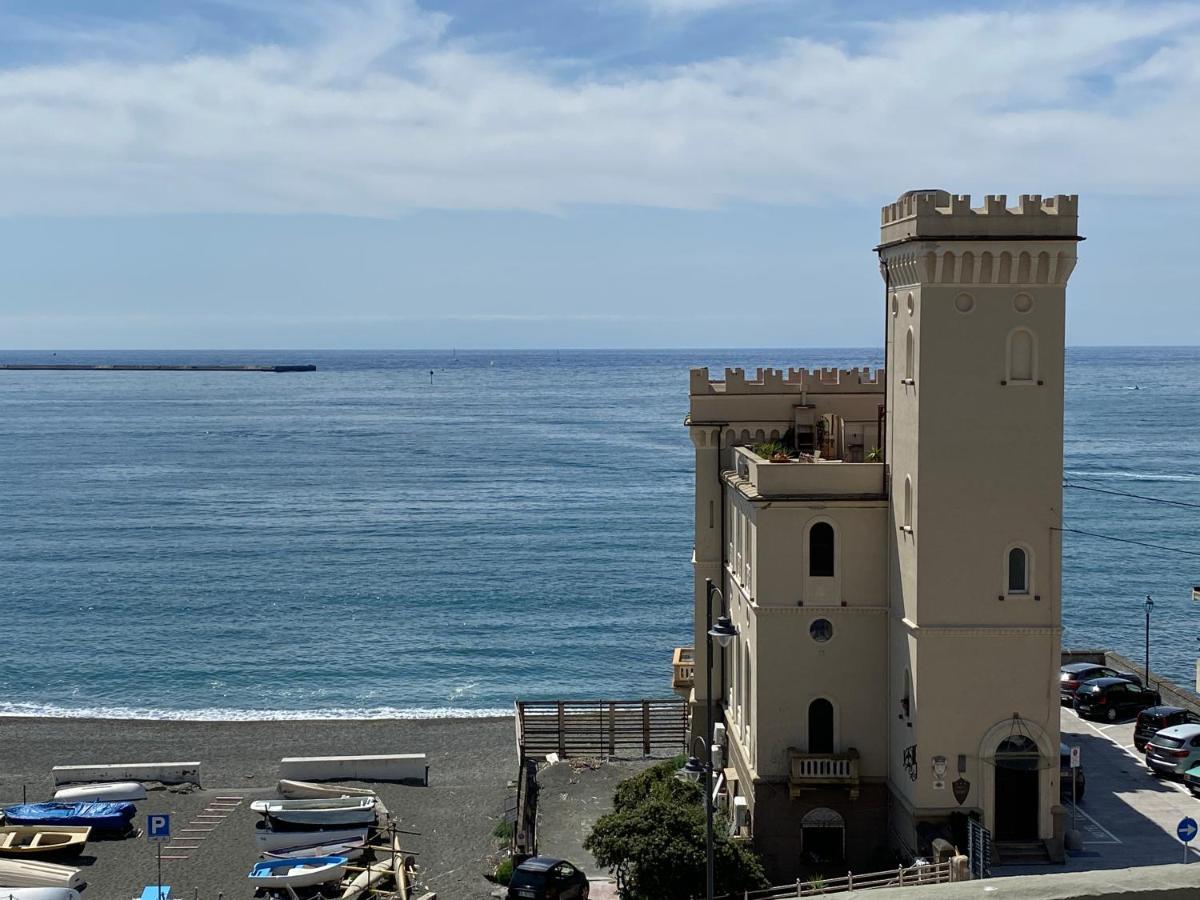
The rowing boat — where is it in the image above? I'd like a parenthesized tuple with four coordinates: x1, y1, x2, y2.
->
(0, 858, 85, 889)
(1, 802, 134, 832)
(0, 890, 82, 900)
(248, 855, 348, 889)
(277, 780, 379, 800)
(254, 824, 367, 852)
(52, 782, 146, 803)
(264, 840, 365, 862)
(250, 797, 376, 827)
(0, 827, 89, 858)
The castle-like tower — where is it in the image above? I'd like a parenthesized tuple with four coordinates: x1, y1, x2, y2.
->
(880, 191, 1078, 851)
(678, 191, 1079, 880)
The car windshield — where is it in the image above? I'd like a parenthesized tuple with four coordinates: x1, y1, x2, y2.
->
(510, 870, 548, 889)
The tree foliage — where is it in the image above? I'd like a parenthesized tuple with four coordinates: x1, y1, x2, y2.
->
(585, 759, 769, 900)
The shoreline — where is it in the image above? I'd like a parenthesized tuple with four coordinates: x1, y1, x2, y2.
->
(0, 706, 514, 722)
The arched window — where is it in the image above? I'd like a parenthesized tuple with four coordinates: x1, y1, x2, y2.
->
(903, 476, 913, 529)
(809, 522, 835, 577)
(904, 328, 914, 382)
(1008, 547, 1029, 594)
(808, 699, 834, 754)
(1007, 328, 1036, 383)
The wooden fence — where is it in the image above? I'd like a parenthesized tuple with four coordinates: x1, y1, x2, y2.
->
(719, 860, 953, 899)
(515, 699, 688, 759)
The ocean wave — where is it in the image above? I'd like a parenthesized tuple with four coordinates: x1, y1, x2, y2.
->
(0, 701, 512, 722)
(1065, 469, 1200, 483)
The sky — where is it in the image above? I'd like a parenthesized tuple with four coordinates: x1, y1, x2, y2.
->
(1, 0, 1199, 349)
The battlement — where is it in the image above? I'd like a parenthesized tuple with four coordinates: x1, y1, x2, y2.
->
(690, 366, 885, 396)
(880, 190, 1079, 245)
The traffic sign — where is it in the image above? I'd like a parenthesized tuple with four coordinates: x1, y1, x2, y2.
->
(147, 814, 171, 843)
(1177, 817, 1197, 843)
(1069, 746, 1081, 769)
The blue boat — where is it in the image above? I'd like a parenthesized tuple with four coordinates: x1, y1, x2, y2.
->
(2, 801, 136, 831)
(248, 855, 348, 889)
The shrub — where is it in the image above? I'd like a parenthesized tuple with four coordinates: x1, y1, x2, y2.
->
(495, 856, 514, 885)
(586, 760, 768, 900)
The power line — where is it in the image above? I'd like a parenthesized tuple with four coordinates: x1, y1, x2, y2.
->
(1064, 479, 1200, 511)
(1053, 525, 1200, 559)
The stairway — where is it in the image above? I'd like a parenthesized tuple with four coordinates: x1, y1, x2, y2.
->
(994, 840, 1053, 865)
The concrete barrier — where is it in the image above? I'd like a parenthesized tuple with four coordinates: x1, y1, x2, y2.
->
(51, 762, 201, 786)
(279, 754, 428, 785)
(864, 863, 1200, 900)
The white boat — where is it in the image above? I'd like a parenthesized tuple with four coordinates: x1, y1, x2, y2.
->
(248, 855, 348, 889)
(254, 825, 367, 852)
(250, 797, 376, 827)
(264, 840, 365, 862)
(0, 858, 85, 889)
(52, 781, 146, 803)
(0, 890, 82, 900)
(338, 860, 390, 900)
(0, 827, 90, 858)
(277, 780, 379, 800)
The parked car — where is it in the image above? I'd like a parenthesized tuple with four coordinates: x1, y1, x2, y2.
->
(1073, 678, 1161, 721)
(1059, 742, 1085, 802)
(1060, 663, 1140, 705)
(1135, 706, 1200, 752)
(507, 857, 590, 900)
(1146, 724, 1200, 777)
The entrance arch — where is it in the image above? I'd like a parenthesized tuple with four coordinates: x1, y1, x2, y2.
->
(979, 716, 1054, 843)
(801, 807, 845, 864)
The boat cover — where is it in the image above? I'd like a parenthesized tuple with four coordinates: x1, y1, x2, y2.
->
(1, 802, 136, 831)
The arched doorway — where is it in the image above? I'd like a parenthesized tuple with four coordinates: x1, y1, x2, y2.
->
(994, 735, 1040, 841)
(801, 807, 845, 865)
(808, 699, 834, 754)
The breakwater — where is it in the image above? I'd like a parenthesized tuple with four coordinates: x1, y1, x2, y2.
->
(1, 363, 316, 372)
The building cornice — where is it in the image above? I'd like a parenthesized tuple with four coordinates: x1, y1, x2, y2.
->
(898, 616, 1062, 636)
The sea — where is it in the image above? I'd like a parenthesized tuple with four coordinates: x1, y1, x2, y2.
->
(1, 347, 1197, 721)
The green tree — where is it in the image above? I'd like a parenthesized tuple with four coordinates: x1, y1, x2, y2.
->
(585, 760, 768, 900)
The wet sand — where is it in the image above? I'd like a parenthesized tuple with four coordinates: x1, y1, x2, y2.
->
(0, 714, 516, 898)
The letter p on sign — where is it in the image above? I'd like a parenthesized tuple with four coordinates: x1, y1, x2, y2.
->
(147, 814, 171, 843)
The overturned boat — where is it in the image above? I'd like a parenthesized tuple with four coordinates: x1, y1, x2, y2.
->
(0, 857, 85, 889)
(1, 803, 135, 833)
(253, 824, 368, 852)
(52, 782, 146, 803)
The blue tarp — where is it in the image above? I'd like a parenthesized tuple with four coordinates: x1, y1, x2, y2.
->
(2, 801, 136, 830)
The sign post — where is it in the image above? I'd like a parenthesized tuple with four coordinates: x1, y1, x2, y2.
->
(1069, 746, 1081, 836)
(1178, 816, 1197, 863)
(147, 814, 171, 899)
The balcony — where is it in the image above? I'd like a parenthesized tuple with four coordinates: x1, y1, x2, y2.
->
(732, 447, 884, 500)
(672, 647, 695, 696)
(788, 747, 861, 799)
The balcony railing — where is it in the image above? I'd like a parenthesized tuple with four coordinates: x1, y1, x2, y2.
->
(733, 447, 884, 499)
(672, 647, 695, 692)
(788, 747, 860, 799)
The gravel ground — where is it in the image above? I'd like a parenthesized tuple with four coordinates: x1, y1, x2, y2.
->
(0, 715, 516, 899)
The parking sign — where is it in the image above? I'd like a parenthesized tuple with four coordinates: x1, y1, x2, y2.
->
(1069, 746, 1080, 769)
(147, 814, 171, 843)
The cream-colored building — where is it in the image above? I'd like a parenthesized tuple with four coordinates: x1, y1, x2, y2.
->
(676, 190, 1079, 879)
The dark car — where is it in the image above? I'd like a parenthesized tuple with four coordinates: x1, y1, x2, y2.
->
(1060, 742, 1085, 802)
(1135, 706, 1200, 752)
(1060, 663, 1140, 704)
(1074, 677, 1161, 722)
(507, 856, 590, 900)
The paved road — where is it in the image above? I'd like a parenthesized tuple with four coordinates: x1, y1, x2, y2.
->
(1035, 706, 1200, 872)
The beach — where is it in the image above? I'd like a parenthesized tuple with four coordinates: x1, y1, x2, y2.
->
(0, 713, 516, 898)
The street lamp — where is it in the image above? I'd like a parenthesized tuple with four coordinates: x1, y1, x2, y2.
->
(1145, 595, 1154, 688)
(699, 578, 739, 900)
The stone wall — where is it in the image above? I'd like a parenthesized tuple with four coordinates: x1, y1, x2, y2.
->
(865, 863, 1200, 900)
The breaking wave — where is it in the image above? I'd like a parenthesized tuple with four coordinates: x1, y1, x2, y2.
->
(0, 701, 512, 722)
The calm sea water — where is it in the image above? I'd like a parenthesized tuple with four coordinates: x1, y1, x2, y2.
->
(1, 348, 1197, 720)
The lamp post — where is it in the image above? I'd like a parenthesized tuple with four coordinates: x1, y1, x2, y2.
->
(699, 577, 738, 900)
(1145, 595, 1154, 688)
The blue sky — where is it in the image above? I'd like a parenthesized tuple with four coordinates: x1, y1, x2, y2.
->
(1, 0, 1198, 349)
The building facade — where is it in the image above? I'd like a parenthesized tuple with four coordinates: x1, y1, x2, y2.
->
(676, 190, 1080, 879)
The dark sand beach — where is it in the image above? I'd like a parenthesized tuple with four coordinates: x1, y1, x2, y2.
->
(0, 714, 516, 898)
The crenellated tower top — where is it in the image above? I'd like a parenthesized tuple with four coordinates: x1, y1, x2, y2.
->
(879, 190, 1080, 247)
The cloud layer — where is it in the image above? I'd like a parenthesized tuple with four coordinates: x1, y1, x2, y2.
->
(2, 0, 1200, 216)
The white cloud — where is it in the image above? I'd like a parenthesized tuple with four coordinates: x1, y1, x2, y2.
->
(1, 1, 1200, 217)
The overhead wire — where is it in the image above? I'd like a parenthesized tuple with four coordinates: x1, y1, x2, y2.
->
(1063, 478, 1200, 511)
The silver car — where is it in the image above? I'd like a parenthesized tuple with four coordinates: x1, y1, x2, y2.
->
(1146, 724, 1200, 777)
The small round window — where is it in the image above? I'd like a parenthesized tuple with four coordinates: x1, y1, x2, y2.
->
(810, 619, 834, 643)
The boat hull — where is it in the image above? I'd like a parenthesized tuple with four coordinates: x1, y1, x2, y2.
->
(0, 827, 90, 859)
(248, 855, 348, 889)
(0, 858, 85, 889)
(0, 890, 81, 900)
(52, 782, 146, 803)
(253, 825, 367, 852)
(251, 798, 376, 828)
(1, 803, 134, 833)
